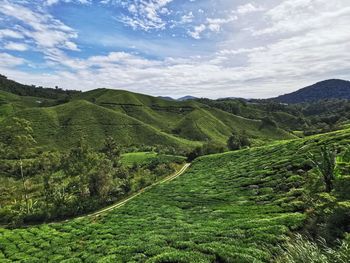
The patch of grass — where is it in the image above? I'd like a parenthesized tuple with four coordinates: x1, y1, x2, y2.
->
(121, 152, 186, 167)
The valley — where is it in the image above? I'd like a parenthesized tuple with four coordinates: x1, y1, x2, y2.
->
(0, 76, 350, 262)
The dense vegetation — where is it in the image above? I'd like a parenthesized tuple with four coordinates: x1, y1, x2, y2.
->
(0, 126, 349, 262)
(0, 118, 186, 226)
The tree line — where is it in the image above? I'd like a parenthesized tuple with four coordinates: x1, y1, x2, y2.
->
(0, 117, 182, 226)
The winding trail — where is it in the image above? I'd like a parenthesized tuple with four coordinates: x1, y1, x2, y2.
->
(75, 163, 191, 220)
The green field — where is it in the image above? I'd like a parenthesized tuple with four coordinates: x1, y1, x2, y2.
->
(1, 128, 349, 262)
(121, 152, 186, 167)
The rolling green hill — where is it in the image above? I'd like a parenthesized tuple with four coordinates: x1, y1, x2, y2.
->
(12, 100, 201, 151)
(1, 128, 349, 262)
(0, 82, 294, 151)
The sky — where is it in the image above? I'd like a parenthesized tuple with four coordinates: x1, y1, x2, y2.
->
(0, 0, 349, 99)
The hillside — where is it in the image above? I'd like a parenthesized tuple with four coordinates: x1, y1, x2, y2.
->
(275, 79, 350, 104)
(0, 74, 80, 100)
(1, 128, 349, 262)
(12, 100, 200, 151)
(0, 80, 294, 151)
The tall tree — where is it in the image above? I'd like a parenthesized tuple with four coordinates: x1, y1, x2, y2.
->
(101, 136, 121, 166)
(62, 137, 92, 197)
(309, 145, 337, 193)
(0, 117, 36, 214)
(39, 151, 61, 213)
(88, 156, 113, 199)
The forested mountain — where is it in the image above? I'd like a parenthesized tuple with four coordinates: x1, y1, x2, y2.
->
(275, 79, 350, 103)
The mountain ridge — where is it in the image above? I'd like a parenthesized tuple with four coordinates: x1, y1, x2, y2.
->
(274, 79, 350, 103)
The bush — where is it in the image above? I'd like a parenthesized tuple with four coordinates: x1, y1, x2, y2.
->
(227, 131, 251, 151)
(275, 234, 350, 263)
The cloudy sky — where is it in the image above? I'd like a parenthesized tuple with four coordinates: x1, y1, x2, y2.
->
(0, 0, 349, 98)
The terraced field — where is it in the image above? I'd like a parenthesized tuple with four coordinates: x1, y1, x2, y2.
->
(0, 129, 349, 262)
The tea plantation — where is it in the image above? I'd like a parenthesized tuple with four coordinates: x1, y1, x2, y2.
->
(0, 129, 349, 262)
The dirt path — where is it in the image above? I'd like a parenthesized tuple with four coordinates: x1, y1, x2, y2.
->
(75, 163, 191, 220)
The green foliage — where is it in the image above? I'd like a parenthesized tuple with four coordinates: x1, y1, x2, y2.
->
(100, 136, 121, 165)
(88, 157, 114, 198)
(304, 145, 350, 244)
(309, 145, 337, 192)
(227, 131, 251, 151)
(121, 152, 186, 167)
(275, 234, 350, 263)
(260, 116, 278, 129)
(0, 117, 36, 159)
(186, 141, 225, 161)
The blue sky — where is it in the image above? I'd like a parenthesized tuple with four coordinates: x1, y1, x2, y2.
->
(0, 0, 349, 98)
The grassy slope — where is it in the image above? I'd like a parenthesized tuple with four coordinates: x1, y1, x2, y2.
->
(0, 90, 55, 121)
(0, 88, 294, 150)
(75, 89, 294, 144)
(13, 100, 199, 151)
(1, 129, 349, 262)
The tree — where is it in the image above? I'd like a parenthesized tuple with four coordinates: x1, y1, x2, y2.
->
(227, 133, 241, 151)
(0, 117, 36, 214)
(101, 136, 121, 166)
(39, 152, 61, 213)
(187, 146, 203, 162)
(309, 145, 337, 193)
(88, 156, 113, 199)
(62, 137, 92, 197)
(227, 131, 251, 151)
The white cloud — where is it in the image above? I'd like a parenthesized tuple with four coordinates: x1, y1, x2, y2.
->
(4, 42, 28, 51)
(0, 2, 79, 51)
(180, 12, 194, 24)
(206, 16, 237, 32)
(236, 3, 264, 15)
(187, 15, 237, 39)
(0, 53, 25, 67)
(188, 24, 206, 39)
(0, 29, 24, 39)
(45, 0, 91, 6)
(255, 0, 350, 35)
(117, 0, 174, 31)
(45, 0, 60, 5)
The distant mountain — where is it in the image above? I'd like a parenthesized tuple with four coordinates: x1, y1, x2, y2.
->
(275, 79, 350, 103)
(177, 95, 198, 101)
(157, 96, 174, 101)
